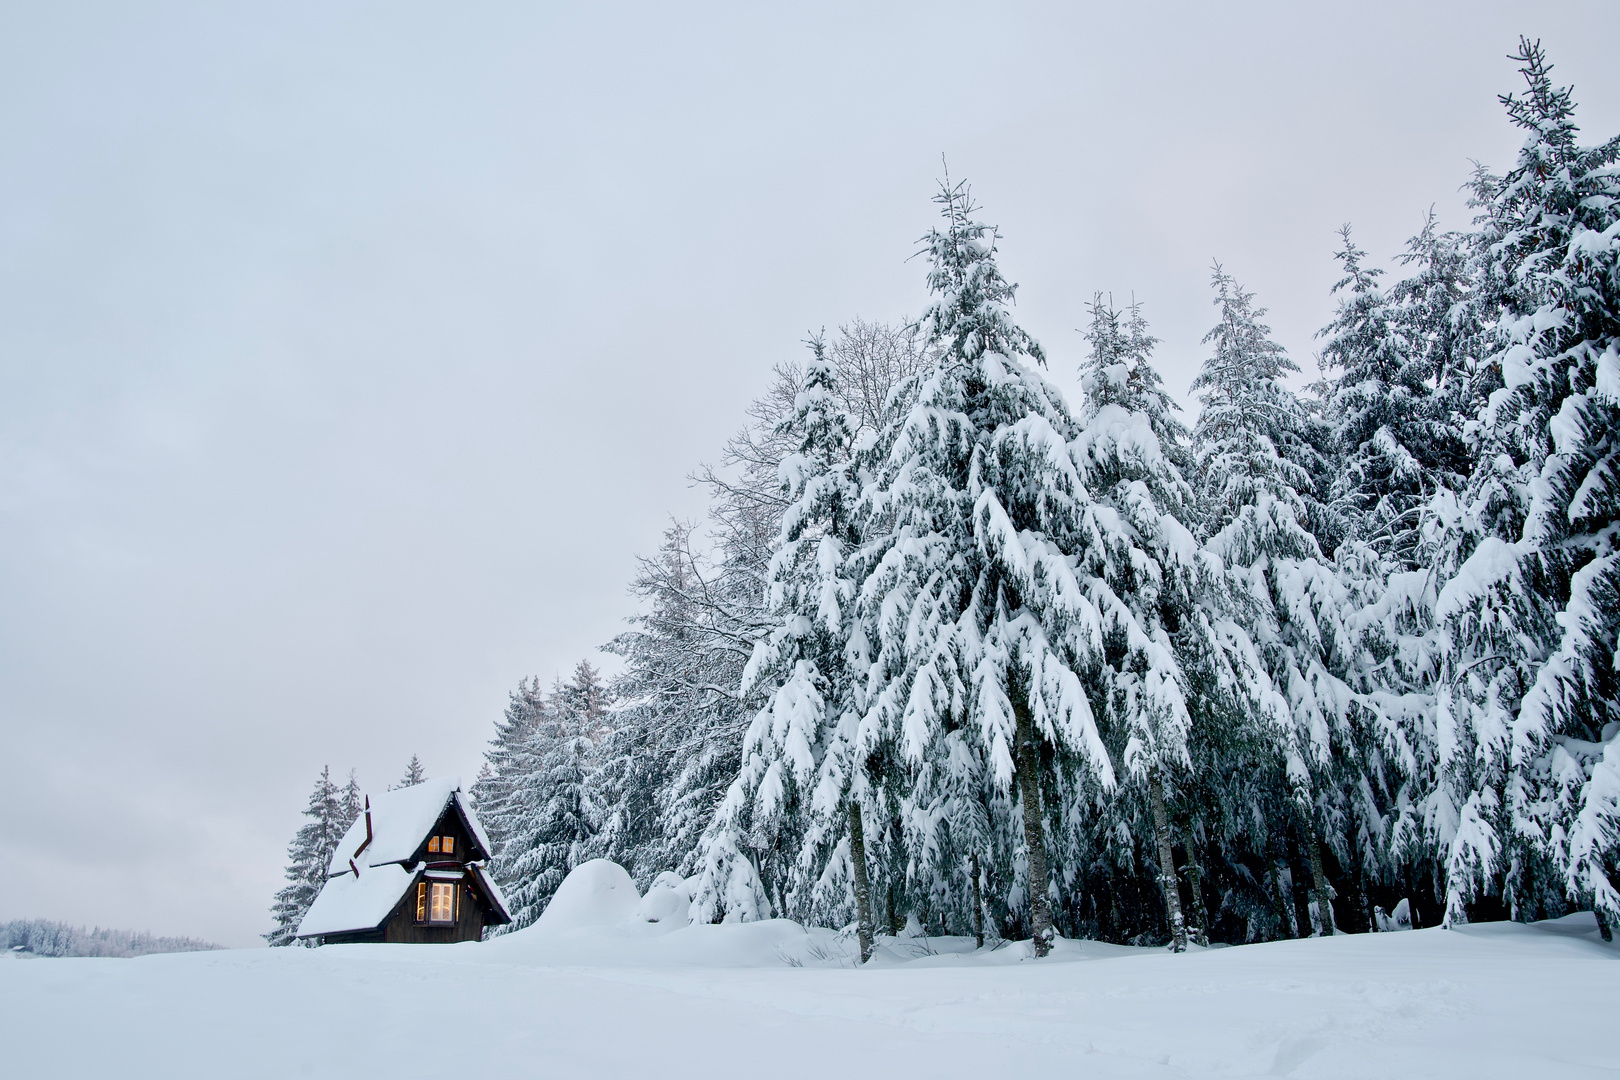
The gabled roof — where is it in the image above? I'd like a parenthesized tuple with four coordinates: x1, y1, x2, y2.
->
(324, 776, 491, 876)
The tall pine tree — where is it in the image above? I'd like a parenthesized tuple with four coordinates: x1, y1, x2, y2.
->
(394, 755, 427, 789)
(854, 180, 1117, 955)
(1193, 265, 1362, 935)
(1433, 40, 1620, 934)
(694, 335, 876, 955)
(266, 766, 357, 946)
(495, 664, 609, 929)
(1073, 294, 1250, 951)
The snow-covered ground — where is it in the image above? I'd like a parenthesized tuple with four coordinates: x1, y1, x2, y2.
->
(4, 862, 1613, 1079)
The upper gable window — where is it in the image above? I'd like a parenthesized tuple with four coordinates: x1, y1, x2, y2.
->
(428, 836, 440, 854)
(426, 835, 455, 855)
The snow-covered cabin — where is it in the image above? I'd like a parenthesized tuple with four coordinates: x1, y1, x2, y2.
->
(296, 777, 511, 945)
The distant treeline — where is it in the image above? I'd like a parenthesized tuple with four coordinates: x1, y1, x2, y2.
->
(2, 919, 223, 958)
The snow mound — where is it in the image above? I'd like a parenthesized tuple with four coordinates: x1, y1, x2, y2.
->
(1375, 897, 1416, 932)
(532, 859, 641, 933)
(634, 871, 695, 925)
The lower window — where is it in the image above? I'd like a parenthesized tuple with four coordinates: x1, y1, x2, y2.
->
(429, 882, 456, 923)
(416, 881, 458, 924)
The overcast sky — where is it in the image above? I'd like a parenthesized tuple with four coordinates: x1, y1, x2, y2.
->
(3, 2, 1617, 947)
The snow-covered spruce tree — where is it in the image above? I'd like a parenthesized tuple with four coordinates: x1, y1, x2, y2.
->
(265, 766, 356, 946)
(340, 769, 361, 825)
(594, 323, 930, 893)
(1192, 264, 1381, 936)
(339, 769, 362, 842)
(1386, 213, 1475, 495)
(1432, 41, 1620, 935)
(1343, 69, 1501, 935)
(493, 667, 604, 929)
(1318, 222, 1473, 568)
(598, 522, 761, 886)
(556, 660, 612, 740)
(393, 755, 427, 790)
(1070, 294, 1252, 951)
(1317, 229, 1406, 558)
(472, 676, 547, 883)
(1313, 215, 1478, 924)
(853, 181, 1116, 956)
(586, 675, 678, 888)
(693, 335, 878, 958)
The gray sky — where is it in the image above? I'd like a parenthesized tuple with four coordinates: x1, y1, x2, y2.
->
(3, 2, 1616, 947)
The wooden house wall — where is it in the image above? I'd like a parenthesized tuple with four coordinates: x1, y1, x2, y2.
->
(319, 879, 491, 945)
(379, 880, 486, 944)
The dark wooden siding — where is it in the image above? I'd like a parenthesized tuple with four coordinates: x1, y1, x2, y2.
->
(377, 878, 488, 943)
(319, 879, 493, 945)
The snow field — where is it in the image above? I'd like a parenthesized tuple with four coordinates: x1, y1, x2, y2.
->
(4, 861, 1612, 1079)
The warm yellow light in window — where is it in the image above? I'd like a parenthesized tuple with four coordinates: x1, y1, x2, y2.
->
(415, 882, 427, 922)
(430, 882, 455, 922)
(442, 836, 454, 854)
(427, 836, 440, 853)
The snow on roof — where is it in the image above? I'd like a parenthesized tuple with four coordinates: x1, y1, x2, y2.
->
(326, 776, 466, 877)
(468, 862, 512, 925)
(453, 789, 493, 858)
(296, 864, 416, 938)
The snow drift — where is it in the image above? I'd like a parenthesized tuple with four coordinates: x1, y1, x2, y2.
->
(6, 859, 1617, 1078)
(2, 880, 1612, 1080)
(529, 858, 642, 932)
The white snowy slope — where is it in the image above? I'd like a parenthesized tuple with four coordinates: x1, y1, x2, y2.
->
(3, 861, 1612, 1080)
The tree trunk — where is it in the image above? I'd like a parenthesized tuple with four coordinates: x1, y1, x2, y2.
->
(1149, 767, 1188, 952)
(1183, 819, 1210, 945)
(970, 850, 985, 949)
(1289, 842, 1315, 938)
(1268, 841, 1296, 940)
(1013, 689, 1053, 957)
(848, 800, 875, 964)
(1302, 816, 1335, 936)
(1351, 821, 1375, 934)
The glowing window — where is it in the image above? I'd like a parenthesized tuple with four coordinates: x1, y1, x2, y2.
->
(415, 882, 427, 922)
(441, 836, 454, 855)
(427, 836, 440, 853)
(429, 882, 456, 922)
